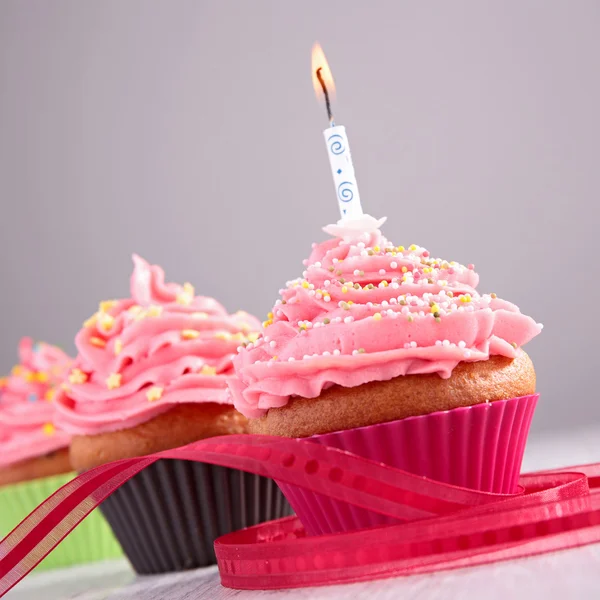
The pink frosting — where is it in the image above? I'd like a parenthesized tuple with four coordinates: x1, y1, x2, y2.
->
(229, 224, 543, 419)
(0, 338, 72, 468)
(54, 255, 261, 436)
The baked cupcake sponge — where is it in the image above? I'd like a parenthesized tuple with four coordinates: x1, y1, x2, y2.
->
(249, 352, 535, 438)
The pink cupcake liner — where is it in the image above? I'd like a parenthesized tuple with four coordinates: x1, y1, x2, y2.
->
(277, 394, 539, 535)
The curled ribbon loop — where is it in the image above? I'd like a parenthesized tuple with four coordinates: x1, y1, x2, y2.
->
(0, 436, 599, 595)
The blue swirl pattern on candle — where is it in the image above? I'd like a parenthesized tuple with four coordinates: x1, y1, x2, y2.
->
(327, 134, 346, 156)
(337, 181, 354, 203)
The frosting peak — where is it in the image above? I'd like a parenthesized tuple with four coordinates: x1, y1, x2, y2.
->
(229, 226, 542, 419)
(55, 256, 261, 435)
(0, 338, 72, 467)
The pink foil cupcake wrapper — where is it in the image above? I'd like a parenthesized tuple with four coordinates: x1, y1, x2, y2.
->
(277, 394, 539, 535)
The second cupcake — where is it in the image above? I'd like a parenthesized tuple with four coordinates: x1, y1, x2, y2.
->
(54, 255, 292, 574)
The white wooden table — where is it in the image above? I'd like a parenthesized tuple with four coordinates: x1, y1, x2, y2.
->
(6, 427, 600, 600)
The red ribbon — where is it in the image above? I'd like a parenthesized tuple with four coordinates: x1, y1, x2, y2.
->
(0, 435, 599, 595)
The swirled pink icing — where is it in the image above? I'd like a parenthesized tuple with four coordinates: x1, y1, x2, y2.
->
(54, 255, 261, 436)
(229, 220, 543, 419)
(0, 338, 72, 468)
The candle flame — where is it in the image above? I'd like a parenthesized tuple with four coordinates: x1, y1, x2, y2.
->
(311, 43, 336, 102)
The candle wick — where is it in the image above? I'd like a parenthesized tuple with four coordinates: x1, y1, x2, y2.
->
(316, 67, 334, 125)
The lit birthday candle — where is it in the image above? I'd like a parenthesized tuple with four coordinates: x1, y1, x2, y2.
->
(312, 43, 364, 219)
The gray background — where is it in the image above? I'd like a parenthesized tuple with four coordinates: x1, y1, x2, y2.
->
(0, 0, 598, 434)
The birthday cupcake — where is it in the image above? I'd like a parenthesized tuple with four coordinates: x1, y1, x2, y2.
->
(229, 215, 543, 534)
(0, 338, 121, 569)
(54, 255, 292, 574)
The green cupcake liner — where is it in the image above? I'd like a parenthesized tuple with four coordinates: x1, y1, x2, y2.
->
(0, 471, 123, 571)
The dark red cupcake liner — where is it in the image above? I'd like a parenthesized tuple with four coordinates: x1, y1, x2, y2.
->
(278, 394, 538, 536)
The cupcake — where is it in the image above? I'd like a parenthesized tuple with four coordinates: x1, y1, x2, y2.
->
(0, 338, 121, 569)
(229, 215, 543, 534)
(54, 255, 292, 574)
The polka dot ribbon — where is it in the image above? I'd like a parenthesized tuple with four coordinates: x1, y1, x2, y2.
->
(0, 435, 598, 595)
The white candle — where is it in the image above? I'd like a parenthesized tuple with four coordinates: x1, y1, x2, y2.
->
(323, 125, 363, 218)
(312, 43, 364, 220)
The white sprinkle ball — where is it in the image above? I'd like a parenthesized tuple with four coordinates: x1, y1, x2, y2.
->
(390, 262, 398, 269)
(269, 340, 276, 348)
(333, 349, 341, 356)
(458, 341, 466, 349)
(379, 269, 386, 275)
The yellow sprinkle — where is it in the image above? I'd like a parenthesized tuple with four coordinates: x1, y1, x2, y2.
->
(301, 281, 310, 289)
(44, 388, 55, 402)
(267, 312, 274, 320)
(341, 286, 348, 293)
(272, 355, 278, 361)
(214, 331, 232, 341)
(43, 423, 55, 436)
(409, 244, 417, 251)
(381, 280, 388, 287)
(373, 313, 382, 321)
(262, 320, 273, 328)
(348, 300, 354, 305)
(147, 305, 163, 317)
(83, 313, 98, 328)
(69, 368, 88, 384)
(181, 329, 200, 340)
(106, 373, 122, 390)
(146, 386, 164, 402)
(99, 300, 117, 313)
(90, 336, 107, 348)
(183, 282, 195, 296)
(247, 332, 260, 343)
(0, 377, 8, 387)
(373, 245, 380, 252)
(11, 365, 23, 377)
(114, 339, 123, 355)
(24, 371, 36, 382)
(431, 304, 440, 314)
(192, 312, 208, 319)
(176, 292, 193, 305)
(460, 294, 472, 303)
(201, 365, 217, 376)
(128, 305, 143, 314)
(35, 371, 49, 383)
(490, 293, 497, 299)
(402, 266, 408, 273)
(98, 313, 115, 332)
